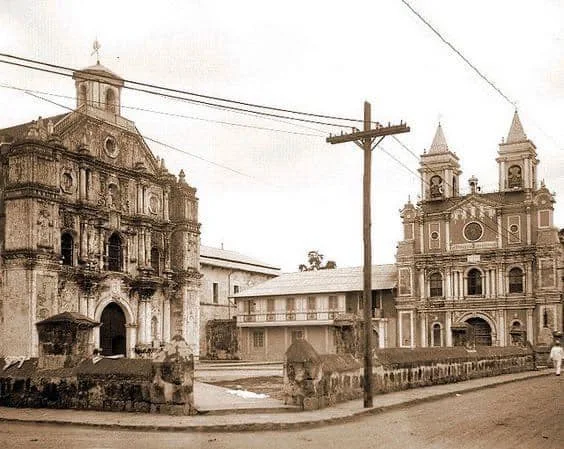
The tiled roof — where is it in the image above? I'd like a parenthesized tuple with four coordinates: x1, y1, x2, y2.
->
(200, 245, 280, 276)
(0, 113, 69, 141)
(36, 311, 100, 327)
(233, 264, 396, 298)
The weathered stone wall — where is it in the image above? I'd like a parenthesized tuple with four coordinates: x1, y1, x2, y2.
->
(0, 335, 196, 415)
(284, 341, 534, 410)
(283, 339, 363, 410)
(372, 347, 534, 393)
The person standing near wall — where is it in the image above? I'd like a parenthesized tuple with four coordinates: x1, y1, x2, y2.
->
(549, 340, 563, 376)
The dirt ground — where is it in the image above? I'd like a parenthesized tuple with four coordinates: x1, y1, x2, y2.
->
(205, 375, 285, 400)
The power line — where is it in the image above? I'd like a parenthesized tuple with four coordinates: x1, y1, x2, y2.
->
(0, 57, 354, 128)
(22, 90, 280, 186)
(0, 52, 371, 126)
(400, 0, 564, 152)
(400, 0, 515, 107)
(0, 84, 325, 138)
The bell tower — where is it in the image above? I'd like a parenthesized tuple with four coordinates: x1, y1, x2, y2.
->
(72, 44, 124, 116)
(497, 111, 538, 192)
(418, 123, 462, 201)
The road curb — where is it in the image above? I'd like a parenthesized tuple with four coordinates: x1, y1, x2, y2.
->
(0, 371, 553, 433)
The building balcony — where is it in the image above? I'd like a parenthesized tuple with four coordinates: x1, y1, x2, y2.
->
(237, 310, 340, 326)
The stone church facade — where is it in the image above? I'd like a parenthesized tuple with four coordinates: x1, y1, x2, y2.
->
(0, 62, 201, 358)
(396, 113, 563, 348)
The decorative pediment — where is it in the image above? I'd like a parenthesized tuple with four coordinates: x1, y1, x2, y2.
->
(447, 196, 498, 221)
(55, 113, 159, 175)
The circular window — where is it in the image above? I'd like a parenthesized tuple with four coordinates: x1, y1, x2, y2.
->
(463, 222, 483, 241)
(509, 224, 519, 233)
(104, 136, 119, 158)
(430, 231, 439, 240)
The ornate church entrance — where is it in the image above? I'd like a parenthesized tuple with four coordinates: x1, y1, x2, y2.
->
(100, 303, 127, 356)
(466, 317, 492, 346)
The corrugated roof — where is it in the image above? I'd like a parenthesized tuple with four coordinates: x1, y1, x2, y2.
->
(200, 245, 280, 276)
(233, 264, 396, 298)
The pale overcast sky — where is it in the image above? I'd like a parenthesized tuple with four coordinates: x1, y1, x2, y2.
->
(1, 0, 563, 272)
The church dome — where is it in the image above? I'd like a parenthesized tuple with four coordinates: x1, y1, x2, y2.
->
(78, 62, 123, 81)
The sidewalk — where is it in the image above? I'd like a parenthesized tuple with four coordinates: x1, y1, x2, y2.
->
(0, 369, 553, 432)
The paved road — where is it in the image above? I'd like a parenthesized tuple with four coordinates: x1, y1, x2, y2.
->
(0, 376, 561, 449)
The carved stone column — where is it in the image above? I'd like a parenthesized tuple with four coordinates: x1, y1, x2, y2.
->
(126, 323, 137, 358)
(163, 187, 170, 222)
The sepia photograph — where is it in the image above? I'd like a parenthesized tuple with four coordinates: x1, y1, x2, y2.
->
(0, 1, 562, 447)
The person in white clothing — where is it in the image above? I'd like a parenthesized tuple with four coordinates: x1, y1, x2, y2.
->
(549, 340, 563, 376)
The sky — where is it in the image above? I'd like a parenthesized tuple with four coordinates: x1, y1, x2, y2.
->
(1, 0, 563, 272)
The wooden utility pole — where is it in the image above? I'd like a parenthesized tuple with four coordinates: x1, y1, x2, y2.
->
(327, 102, 409, 407)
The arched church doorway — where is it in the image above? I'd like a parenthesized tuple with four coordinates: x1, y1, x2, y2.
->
(100, 303, 127, 356)
(466, 317, 492, 346)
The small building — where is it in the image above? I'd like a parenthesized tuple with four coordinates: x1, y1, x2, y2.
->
(234, 265, 397, 361)
(199, 245, 280, 357)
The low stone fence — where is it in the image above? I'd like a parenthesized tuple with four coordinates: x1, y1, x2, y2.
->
(0, 335, 195, 415)
(284, 341, 534, 410)
(283, 339, 363, 410)
(372, 346, 533, 393)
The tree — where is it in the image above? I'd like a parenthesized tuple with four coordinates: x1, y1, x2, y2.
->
(298, 250, 337, 271)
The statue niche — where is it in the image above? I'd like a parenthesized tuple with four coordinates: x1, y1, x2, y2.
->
(429, 175, 444, 199)
(507, 165, 522, 188)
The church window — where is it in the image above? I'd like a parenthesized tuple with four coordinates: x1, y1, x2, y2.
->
(150, 247, 160, 275)
(61, 232, 74, 266)
(463, 222, 483, 242)
(507, 165, 522, 188)
(107, 232, 123, 272)
(508, 267, 524, 294)
(429, 273, 443, 297)
(151, 316, 158, 342)
(429, 175, 443, 198)
(212, 283, 219, 304)
(432, 323, 442, 347)
(78, 84, 87, 106)
(467, 269, 482, 295)
(105, 88, 116, 113)
(104, 136, 119, 158)
(538, 210, 550, 228)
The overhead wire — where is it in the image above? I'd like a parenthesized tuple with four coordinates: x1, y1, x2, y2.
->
(0, 84, 325, 138)
(400, 0, 563, 151)
(21, 90, 281, 187)
(0, 53, 367, 128)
